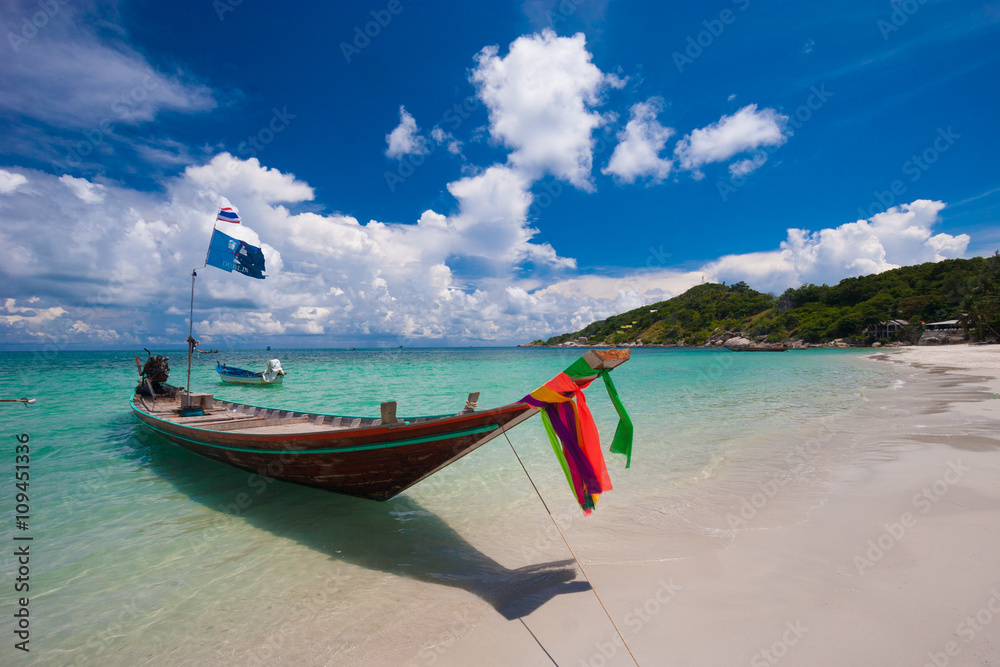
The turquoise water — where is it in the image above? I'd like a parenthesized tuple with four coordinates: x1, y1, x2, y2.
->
(0, 347, 898, 665)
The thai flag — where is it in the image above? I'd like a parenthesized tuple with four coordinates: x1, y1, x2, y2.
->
(217, 206, 241, 224)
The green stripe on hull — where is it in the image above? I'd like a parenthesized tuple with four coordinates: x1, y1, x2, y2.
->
(139, 418, 499, 454)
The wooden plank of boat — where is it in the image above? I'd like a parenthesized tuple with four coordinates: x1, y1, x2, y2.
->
(131, 348, 629, 501)
(132, 395, 533, 500)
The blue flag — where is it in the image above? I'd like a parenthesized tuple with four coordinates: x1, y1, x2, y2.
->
(206, 228, 267, 279)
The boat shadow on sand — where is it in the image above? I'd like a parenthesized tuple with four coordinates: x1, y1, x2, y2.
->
(130, 426, 590, 620)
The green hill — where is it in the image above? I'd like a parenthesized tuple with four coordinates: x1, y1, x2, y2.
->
(535, 254, 999, 347)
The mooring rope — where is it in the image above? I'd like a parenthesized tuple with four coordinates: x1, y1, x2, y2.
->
(501, 428, 640, 667)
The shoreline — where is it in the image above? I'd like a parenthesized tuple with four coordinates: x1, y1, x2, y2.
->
(403, 344, 1000, 666)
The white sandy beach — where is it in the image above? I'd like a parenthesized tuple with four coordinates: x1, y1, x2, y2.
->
(392, 344, 1000, 667)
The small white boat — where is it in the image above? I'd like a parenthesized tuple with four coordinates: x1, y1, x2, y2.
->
(216, 359, 285, 385)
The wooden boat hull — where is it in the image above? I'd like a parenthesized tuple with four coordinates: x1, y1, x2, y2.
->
(216, 372, 283, 385)
(216, 361, 284, 385)
(132, 348, 630, 501)
(131, 394, 534, 500)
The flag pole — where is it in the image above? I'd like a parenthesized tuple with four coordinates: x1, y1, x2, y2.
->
(185, 268, 198, 409)
(185, 215, 217, 411)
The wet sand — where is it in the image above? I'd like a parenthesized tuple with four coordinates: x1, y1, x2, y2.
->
(396, 345, 1000, 666)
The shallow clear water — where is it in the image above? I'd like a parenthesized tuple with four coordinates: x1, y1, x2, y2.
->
(0, 347, 896, 664)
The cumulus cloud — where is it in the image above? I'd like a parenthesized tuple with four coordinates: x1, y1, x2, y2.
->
(59, 175, 106, 203)
(385, 106, 429, 159)
(0, 21, 978, 348)
(431, 126, 463, 155)
(674, 104, 788, 176)
(0, 149, 976, 347)
(0, 154, 580, 346)
(1, 299, 67, 326)
(702, 200, 969, 293)
(526, 200, 970, 323)
(471, 30, 623, 190)
(602, 98, 674, 183)
(0, 169, 28, 194)
(728, 152, 768, 178)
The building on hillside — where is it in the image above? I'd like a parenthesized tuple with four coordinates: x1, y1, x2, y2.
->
(867, 319, 908, 338)
(923, 319, 961, 331)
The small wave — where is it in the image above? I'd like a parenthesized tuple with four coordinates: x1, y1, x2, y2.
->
(681, 516, 736, 538)
(695, 453, 725, 480)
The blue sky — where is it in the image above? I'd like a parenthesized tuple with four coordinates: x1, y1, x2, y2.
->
(1, 0, 998, 349)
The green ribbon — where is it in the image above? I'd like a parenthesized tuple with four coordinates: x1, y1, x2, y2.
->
(561, 358, 634, 468)
(600, 371, 633, 468)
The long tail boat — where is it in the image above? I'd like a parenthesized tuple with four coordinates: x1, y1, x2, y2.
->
(131, 349, 630, 502)
(215, 359, 285, 385)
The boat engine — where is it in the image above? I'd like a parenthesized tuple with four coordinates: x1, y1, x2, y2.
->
(136, 353, 173, 396)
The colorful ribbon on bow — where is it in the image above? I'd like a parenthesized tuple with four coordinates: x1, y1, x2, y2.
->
(521, 360, 633, 514)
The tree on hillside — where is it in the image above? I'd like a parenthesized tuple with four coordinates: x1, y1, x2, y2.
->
(962, 252, 1000, 340)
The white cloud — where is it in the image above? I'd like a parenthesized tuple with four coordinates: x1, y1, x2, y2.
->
(527, 200, 971, 323)
(1, 299, 67, 327)
(0, 149, 977, 346)
(0, 5, 214, 130)
(602, 98, 674, 183)
(728, 152, 768, 178)
(69, 320, 120, 341)
(0, 169, 28, 194)
(59, 175, 106, 203)
(385, 106, 429, 159)
(197, 312, 287, 336)
(470, 29, 621, 190)
(674, 104, 788, 175)
(431, 126, 463, 155)
(701, 200, 969, 293)
(182, 153, 315, 205)
(0, 154, 581, 346)
(0, 20, 979, 348)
